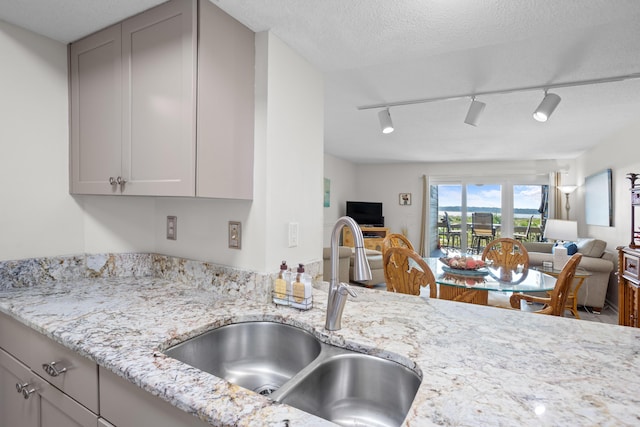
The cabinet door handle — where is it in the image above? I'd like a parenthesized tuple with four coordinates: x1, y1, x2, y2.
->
(42, 361, 67, 377)
(109, 176, 117, 186)
(116, 176, 127, 188)
(16, 382, 38, 399)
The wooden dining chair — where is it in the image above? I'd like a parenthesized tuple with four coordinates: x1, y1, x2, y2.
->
(382, 233, 414, 254)
(509, 253, 582, 316)
(383, 247, 436, 297)
(481, 238, 529, 270)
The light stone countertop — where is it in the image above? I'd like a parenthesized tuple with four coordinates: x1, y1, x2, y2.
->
(1, 253, 640, 426)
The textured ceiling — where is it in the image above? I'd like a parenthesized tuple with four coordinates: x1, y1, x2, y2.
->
(2, 0, 640, 164)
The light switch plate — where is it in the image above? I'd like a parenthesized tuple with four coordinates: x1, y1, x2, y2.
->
(229, 221, 241, 249)
(166, 216, 177, 240)
(288, 222, 299, 247)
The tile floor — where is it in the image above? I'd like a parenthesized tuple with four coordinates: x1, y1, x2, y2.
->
(487, 291, 618, 324)
(575, 305, 618, 324)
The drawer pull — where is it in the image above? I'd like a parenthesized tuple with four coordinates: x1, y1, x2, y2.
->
(42, 361, 67, 377)
(16, 382, 38, 399)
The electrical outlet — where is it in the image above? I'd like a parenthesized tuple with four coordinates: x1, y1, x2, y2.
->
(166, 216, 177, 240)
(288, 222, 299, 247)
(229, 221, 241, 249)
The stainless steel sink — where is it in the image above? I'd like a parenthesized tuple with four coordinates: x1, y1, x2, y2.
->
(164, 322, 322, 395)
(276, 351, 422, 427)
(164, 321, 422, 427)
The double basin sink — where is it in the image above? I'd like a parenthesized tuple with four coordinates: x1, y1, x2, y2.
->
(164, 321, 422, 427)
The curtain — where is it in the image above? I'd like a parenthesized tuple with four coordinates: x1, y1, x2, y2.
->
(419, 174, 427, 256)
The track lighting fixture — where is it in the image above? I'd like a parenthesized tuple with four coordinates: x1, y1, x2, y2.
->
(357, 71, 640, 128)
(378, 108, 394, 134)
(533, 91, 561, 122)
(464, 96, 486, 126)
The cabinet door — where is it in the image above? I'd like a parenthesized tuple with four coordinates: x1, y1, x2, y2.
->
(121, 0, 196, 196)
(1, 349, 38, 427)
(196, 0, 255, 199)
(99, 366, 210, 427)
(70, 24, 122, 195)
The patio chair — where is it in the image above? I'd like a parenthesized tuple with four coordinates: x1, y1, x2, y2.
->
(471, 212, 495, 253)
(513, 215, 533, 242)
(441, 212, 461, 248)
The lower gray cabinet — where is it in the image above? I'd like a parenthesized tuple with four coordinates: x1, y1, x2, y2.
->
(1, 312, 212, 427)
(99, 366, 210, 427)
(0, 348, 97, 427)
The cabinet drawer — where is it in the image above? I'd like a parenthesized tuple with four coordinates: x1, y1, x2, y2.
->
(1, 348, 98, 427)
(623, 252, 640, 283)
(0, 313, 99, 413)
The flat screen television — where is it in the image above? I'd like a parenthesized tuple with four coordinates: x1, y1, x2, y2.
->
(346, 201, 384, 226)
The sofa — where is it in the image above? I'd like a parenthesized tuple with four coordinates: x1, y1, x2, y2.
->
(523, 238, 616, 312)
(349, 248, 385, 287)
(322, 246, 352, 283)
(322, 246, 385, 287)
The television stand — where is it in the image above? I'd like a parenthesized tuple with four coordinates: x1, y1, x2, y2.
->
(342, 226, 389, 252)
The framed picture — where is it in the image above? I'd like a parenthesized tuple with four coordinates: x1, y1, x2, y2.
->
(585, 168, 612, 226)
(399, 193, 411, 206)
(323, 178, 330, 207)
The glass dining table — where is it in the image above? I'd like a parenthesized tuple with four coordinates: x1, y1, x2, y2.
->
(422, 258, 558, 305)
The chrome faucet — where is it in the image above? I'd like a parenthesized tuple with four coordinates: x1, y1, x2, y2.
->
(325, 216, 372, 331)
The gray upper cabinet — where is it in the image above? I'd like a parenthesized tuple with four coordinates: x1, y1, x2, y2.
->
(196, 0, 255, 199)
(70, 0, 254, 199)
(120, 0, 197, 197)
(70, 24, 123, 195)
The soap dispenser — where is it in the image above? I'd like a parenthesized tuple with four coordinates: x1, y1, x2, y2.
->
(273, 261, 291, 306)
(291, 263, 312, 310)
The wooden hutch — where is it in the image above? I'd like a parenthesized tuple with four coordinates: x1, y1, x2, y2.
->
(342, 226, 389, 252)
(618, 173, 640, 327)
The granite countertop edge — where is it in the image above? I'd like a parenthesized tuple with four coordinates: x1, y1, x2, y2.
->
(1, 253, 640, 426)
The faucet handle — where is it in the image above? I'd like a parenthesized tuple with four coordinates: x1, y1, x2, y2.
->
(338, 282, 358, 298)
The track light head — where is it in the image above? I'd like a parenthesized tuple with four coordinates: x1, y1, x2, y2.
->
(464, 97, 486, 126)
(533, 92, 561, 122)
(378, 108, 394, 134)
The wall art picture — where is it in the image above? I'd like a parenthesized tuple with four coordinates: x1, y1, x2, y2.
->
(399, 193, 411, 206)
(585, 168, 612, 226)
(324, 178, 330, 207)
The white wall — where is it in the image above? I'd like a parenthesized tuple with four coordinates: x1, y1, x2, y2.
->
(322, 154, 357, 245)
(574, 120, 640, 249)
(153, 32, 324, 272)
(260, 32, 324, 270)
(81, 196, 156, 253)
(574, 119, 640, 306)
(0, 20, 85, 260)
(1, 21, 324, 274)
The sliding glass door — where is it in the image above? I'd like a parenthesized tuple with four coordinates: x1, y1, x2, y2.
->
(467, 183, 502, 252)
(429, 176, 550, 256)
(512, 185, 548, 242)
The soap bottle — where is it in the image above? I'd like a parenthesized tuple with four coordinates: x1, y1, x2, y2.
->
(273, 261, 290, 305)
(291, 263, 312, 310)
